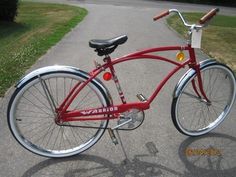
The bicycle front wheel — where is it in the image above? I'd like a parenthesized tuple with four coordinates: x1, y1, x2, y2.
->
(8, 69, 111, 158)
(172, 62, 236, 136)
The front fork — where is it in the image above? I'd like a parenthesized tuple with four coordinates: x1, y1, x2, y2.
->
(190, 63, 211, 104)
(188, 47, 211, 104)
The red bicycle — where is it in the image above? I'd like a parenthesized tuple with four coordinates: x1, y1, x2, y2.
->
(7, 8, 236, 158)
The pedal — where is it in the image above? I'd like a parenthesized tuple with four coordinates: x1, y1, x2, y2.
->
(108, 128, 118, 145)
(137, 94, 147, 102)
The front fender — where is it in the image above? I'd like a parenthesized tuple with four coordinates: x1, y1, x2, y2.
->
(173, 59, 218, 99)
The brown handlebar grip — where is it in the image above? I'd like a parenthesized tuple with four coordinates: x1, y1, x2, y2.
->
(153, 10, 169, 21)
(199, 8, 219, 24)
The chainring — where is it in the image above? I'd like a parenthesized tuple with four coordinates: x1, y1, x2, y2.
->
(117, 109, 145, 130)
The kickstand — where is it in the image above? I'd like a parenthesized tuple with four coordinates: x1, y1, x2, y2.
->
(115, 130, 129, 164)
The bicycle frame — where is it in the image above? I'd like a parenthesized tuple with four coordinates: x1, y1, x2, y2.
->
(58, 44, 207, 122)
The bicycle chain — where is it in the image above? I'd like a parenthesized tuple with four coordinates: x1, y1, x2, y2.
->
(60, 124, 109, 129)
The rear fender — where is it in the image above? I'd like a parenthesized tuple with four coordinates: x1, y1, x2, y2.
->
(16, 65, 113, 105)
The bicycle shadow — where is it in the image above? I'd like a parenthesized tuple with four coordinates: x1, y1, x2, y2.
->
(179, 133, 236, 177)
(21, 154, 183, 177)
(21, 133, 236, 177)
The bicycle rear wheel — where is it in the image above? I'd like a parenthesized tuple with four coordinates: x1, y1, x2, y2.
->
(8, 69, 111, 158)
(172, 62, 236, 136)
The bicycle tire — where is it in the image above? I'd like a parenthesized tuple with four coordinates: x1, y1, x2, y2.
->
(171, 61, 236, 136)
(8, 69, 111, 158)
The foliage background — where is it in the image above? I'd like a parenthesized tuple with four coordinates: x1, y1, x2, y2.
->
(164, 0, 236, 7)
(0, 0, 18, 21)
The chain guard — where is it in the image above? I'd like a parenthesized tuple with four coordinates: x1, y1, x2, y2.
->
(58, 109, 145, 131)
(116, 109, 145, 130)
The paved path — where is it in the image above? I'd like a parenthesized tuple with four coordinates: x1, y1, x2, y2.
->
(0, 1, 236, 176)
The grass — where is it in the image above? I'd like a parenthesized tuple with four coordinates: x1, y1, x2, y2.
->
(0, 2, 87, 96)
(166, 13, 236, 72)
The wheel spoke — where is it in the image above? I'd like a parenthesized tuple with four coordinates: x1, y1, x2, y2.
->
(173, 64, 235, 136)
(8, 72, 109, 157)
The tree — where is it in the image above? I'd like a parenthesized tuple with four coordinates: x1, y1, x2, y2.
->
(0, 0, 19, 22)
(167, 0, 236, 7)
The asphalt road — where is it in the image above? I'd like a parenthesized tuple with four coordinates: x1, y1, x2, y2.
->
(0, 0, 236, 176)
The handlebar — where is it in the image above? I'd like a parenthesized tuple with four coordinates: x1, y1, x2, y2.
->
(153, 10, 169, 21)
(199, 8, 219, 24)
(153, 8, 219, 29)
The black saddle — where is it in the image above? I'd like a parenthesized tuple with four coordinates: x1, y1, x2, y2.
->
(89, 35, 128, 56)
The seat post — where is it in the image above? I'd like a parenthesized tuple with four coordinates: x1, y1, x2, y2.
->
(103, 55, 111, 62)
(104, 56, 127, 104)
